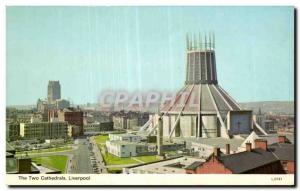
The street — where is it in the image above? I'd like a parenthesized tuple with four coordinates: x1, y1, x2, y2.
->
(69, 138, 93, 174)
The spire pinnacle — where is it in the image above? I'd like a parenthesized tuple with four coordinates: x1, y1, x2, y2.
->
(193, 33, 197, 50)
(186, 32, 215, 51)
(186, 34, 190, 50)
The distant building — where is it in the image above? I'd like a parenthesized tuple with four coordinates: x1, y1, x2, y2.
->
(58, 108, 84, 135)
(19, 121, 68, 140)
(30, 115, 42, 123)
(264, 120, 275, 133)
(37, 99, 49, 113)
(48, 109, 58, 120)
(47, 81, 61, 103)
(37, 81, 69, 117)
(254, 108, 265, 127)
(7, 123, 20, 141)
(112, 111, 149, 130)
(67, 125, 81, 137)
(83, 121, 114, 133)
(84, 111, 111, 125)
(55, 99, 70, 110)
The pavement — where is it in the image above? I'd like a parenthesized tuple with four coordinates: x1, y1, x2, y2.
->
(89, 137, 107, 173)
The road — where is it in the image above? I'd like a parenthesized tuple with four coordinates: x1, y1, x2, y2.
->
(69, 138, 93, 174)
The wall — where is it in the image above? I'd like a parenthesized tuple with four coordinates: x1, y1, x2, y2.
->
(21, 122, 68, 140)
(106, 141, 137, 157)
(244, 161, 284, 174)
(281, 160, 294, 174)
(192, 156, 232, 174)
(180, 115, 196, 137)
(287, 161, 294, 174)
(228, 111, 252, 135)
(163, 115, 170, 137)
(99, 122, 114, 131)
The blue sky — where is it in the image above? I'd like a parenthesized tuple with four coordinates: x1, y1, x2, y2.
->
(6, 6, 294, 105)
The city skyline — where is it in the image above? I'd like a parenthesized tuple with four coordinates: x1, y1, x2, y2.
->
(7, 6, 294, 105)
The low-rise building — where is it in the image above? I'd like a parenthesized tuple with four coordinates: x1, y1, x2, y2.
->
(185, 138, 294, 174)
(68, 125, 81, 137)
(124, 156, 205, 174)
(84, 121, 114, 133)
(105, 140, 156, 157)
(112, 111, 149, 130)
(108, 133, 142, 142)
(6, 142, 61, 174)
(174, 137, 244, 159)
(238, 131, 294, 152)
(268, 136, 294, 174)
(7, 123, 20, 141)
(55, 99, 70, 109)
(58, 108, 84, 135)
(20, 121, 68, 140)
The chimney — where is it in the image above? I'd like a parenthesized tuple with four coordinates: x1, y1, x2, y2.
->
(213, 147, 221, 157)
(246, 142, 252, 152)
(225, 144, 230, 154)
(254, 139, 267, 151)
(278, 135, 287, 143)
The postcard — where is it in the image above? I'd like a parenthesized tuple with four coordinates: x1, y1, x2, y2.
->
(6, 6, 295, 186)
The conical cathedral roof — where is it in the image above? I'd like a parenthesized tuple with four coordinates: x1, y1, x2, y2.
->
(161, 84, 241, 119)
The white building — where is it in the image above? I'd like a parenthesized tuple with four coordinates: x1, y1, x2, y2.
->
(106, 140, 156, 158)
(45, 138, 65, 144)
(108, 133, 142, 142)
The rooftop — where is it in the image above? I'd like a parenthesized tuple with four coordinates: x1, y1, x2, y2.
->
(161, 84, 241, 115)
(185, 161, 203, 170)
(107, 140, 153, 146)
(128, 157, 205, 174)
(6, 142, 15, 152)
(218, 148, 278, 173)
(268, 143, 294, 161)
(174, 137, 244, 151)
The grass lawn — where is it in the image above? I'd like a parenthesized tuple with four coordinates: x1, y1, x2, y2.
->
(133, 155, 160, 163)
(16, 146, 73, 156)
(32, 155, 68, 173)
(103, 152, 138, 165)
(94, 134, 109, 145)
(107, 167, 123, 174)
